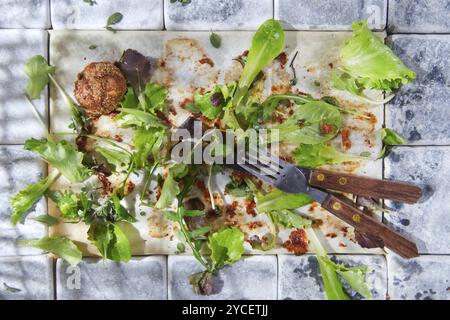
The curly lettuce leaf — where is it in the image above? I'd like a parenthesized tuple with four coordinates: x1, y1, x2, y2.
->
(208, 227, 245, 269)
(292, 143, 366, 168)
(10, 170, 60, 225)
(18, 236, 82, 266)
(24, 55, 56, 99)
(270, 101, 342, 144)
(333, 21, 415, 103)
(256, 189, 313, 213)
(25, 138, 90, 182)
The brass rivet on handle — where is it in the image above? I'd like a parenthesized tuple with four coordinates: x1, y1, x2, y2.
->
(332, 202, 341, 211)
(352, 214, 361, 223)
(317, 173, 325, 182)
(338, 177, 347, 185)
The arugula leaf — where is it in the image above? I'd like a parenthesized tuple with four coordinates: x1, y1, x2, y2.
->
(88, 220, 131, 262)
(333, 21, 415, 103)
(267, 209, 311, 229)
(11, 170, 60, 225)
(132, 127, 166, 169)
(25, 138, 90, 182)
(3, 282, 21, 293)
(18, 236, 82, 266)
(208, 228, 245, 269)
(292, 143, 366, 168)
(32, 214, 58, 226)
(24, 55, 55, 99)
(233, 19, 285, 107)
(379, 128, 407, 158)
(270, 101, 342, 144)
(24, 55, 89, 132)
(96, 146, 131, 171)
(256, 189, 313, 213)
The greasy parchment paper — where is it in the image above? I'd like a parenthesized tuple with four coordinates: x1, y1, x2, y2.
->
(48, 30, 385, 256)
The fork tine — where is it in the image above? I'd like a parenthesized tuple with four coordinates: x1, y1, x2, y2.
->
(245, 152, 281, 175)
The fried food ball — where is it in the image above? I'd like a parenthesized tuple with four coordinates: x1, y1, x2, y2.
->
(74, 62, 127, 117)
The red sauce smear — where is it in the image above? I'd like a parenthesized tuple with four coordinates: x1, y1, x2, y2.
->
(341, 127, 352, 150)
(199, 56, 214, 67)
(283, 229, 308, 255)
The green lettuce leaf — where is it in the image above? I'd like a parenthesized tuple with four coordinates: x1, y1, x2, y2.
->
(96, 147, 131, 172)
(87, 220, 131, 262)
(233, 19, 285, 107)
(132, 127, 166, 169)
(10, 170, 60, 225)
(379, 128, 407, 158)
(142, 83, 167, 114)
(18, 236, 82, 266)
(270, 100, 342, 144)
(333, 21, 415, 103)
(292, 143, 366, 168)
(155, 164, 187, 209)
(24, 55, 56, 99)
(24, 138, 90, 182)
(32, 214, 58, 226)
(208, 227, 245, 269)
(116, 108, 165, 129)
(267, 209, 311, 229)
(306, 228, 372, 300)
(256, 189, 313, 213)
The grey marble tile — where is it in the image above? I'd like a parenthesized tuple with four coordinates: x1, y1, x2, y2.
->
(56, 256, 167, 300)
(388, 35, 450, 88)
(386, 35, 450, 145)
(0, 30, 49, 144)
(51, 0, 163, 30)
(278, 255, 387, 300)
(0, 255, 53, 300)
(388, 255, 450, 300)
(388, 0, 450, 33)
(0, 0, 50, 28)
(275, 0, 387, 30)
(168, 256, 277, 300)
(0, 146, 47, 256)
(385, 147, 450, 254)
(164, 0, 273, 31)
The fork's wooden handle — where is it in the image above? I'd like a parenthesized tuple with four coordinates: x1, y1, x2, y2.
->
(322, 193, 419, 259)
(309, 169, 422, 204)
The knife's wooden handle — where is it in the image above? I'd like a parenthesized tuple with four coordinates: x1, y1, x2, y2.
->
(310, 169, 422, 204)
(322, 193, 419, 259)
